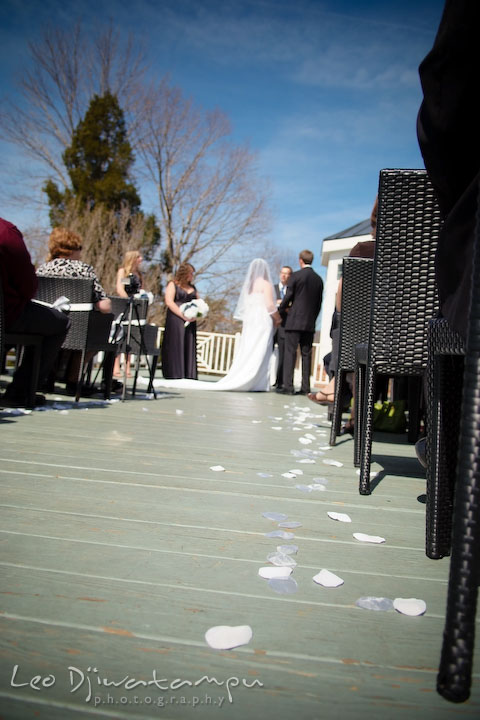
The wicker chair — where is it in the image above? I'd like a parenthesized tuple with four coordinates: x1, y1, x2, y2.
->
(329, 258, 373, 454)
(35, 277, 116, 402)
(436, 206, 480, 704)
(1, 274, 43, 408)
(425, 319, 466, 560)
(355, 168, 443, 495)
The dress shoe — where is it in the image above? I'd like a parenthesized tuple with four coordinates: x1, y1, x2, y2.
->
(2, 389, 46, 408)
(276, 387, 294, 395)
(295, 390, 309, 395)
(65, 381, 96, 397)
(339, 419, 354, 436)
(102, 379, 123, 394)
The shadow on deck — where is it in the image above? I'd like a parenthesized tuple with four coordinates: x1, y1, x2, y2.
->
(0, 381, 478, 719)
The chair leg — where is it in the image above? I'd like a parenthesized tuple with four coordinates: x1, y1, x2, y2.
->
(437, 352, 480, 703)
(75, 350, 87, 403)
(102, 352, 114, 400)
(407, 375, 423, 443)
(426, 354, 463, 559)
(354, 360, 365, 467)
(27, 343, 42, 409)
(359, 366, 376, 495)
(148, 356, 159, 394)
(329, 370, 346, 446)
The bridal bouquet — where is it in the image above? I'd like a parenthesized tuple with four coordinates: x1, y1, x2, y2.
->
(180, 298, 209, 327)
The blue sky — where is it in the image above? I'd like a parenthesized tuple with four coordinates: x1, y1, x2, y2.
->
(0, 0, 444, 271)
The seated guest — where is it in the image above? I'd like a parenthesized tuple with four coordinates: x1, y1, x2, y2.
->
(36, 227, 116, 395)
(0, 216, 69, 406)
(37, 227, 112, 313)
(308, 195, 378, 433)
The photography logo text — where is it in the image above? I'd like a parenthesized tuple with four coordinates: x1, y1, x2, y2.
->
(10, 664, 264, 705)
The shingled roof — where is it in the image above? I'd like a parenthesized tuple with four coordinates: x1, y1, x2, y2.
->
(323, 218, 371, 241)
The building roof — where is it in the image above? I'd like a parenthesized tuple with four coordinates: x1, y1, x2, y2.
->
(323, 218, 371, 241)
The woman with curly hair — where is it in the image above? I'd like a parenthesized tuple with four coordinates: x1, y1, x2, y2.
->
(37, 227, 111, 313)
(36, 227, 114, 395)
(161, 263, 199, 379)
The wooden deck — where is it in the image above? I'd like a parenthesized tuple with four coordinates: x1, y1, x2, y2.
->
(0, 380, 478, 719)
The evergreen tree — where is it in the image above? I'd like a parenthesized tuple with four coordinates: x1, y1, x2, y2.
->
(43, 92, 160, 294)
(44, 91, 141, 220)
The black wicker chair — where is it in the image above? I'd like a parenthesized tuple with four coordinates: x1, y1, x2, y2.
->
(329, 258, 373, 454)
(355, 168, 443, 495)
(1, 274, 43, 408)
(35, 277, 116, 402)
(425, 319, 466, 560)
(436, 204, 480, 704)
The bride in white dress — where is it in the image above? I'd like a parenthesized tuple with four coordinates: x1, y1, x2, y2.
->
(146, 258, 280, 392)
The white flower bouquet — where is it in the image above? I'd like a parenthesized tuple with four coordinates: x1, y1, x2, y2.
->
(180, 298, 209, 327)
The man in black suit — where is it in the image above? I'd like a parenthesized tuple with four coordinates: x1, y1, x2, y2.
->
(273, 265, 292, 389)
(277, 250, 323, 395)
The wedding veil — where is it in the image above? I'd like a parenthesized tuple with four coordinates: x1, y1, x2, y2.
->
(233, 258, 275, 320)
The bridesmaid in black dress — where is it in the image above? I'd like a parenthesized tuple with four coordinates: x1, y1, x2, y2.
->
(162, 263, 199, 379)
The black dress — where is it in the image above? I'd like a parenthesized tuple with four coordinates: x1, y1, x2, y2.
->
(161, 285, 198, 379)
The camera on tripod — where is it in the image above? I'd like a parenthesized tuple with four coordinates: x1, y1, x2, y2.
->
(121, 273, 141, 298)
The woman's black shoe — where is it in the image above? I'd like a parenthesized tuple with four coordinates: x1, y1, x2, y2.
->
(340, 419, 354, 436)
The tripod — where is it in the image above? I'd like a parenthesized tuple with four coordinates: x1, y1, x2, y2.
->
(114, 296, 157, 401)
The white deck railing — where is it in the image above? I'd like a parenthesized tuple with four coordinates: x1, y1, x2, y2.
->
(151, 327, 327, 387)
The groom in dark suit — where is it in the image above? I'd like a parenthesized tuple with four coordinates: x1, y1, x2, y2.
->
(277, 249, 323, 395)
(273, 265, 292, 389)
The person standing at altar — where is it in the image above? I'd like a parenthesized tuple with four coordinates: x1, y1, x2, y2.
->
(161, 263, 199, 379)
(273, 265, 292, 390)
(277, 250, 323, 395)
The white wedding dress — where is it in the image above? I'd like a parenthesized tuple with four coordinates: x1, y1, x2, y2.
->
(141, 261, 277, 392)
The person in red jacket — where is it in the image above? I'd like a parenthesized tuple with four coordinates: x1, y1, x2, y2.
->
(0, 217, 69, 406)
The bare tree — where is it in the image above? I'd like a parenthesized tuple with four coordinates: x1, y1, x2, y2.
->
(1, 22, 274, 328)
(131, 79, 272, 295)
(56, 200, 157, 294)
(0, 22, 147, 195)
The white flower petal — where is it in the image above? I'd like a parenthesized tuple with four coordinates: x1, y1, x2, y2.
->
(267, 551, 297, 567)
(205, 625, 252, 650)
(353, 532, 386, 544)
(258, 566, 292, 579)
(393, 598, 426, 616)
(268, 577, 298, 594)
(264, 530, 295, 539)
(262, 511, 288, 521)
(327, 511, 352, 523)
(313, 569, 344, 588)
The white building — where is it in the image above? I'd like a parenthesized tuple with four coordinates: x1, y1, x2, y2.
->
(316, 218, 373, 383)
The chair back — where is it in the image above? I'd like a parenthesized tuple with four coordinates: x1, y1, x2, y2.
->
(368, 168, 443, 373)
(338, 257, 374, 371)
(36, 276, 113, 351)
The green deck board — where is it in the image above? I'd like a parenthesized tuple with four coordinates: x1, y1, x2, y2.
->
(0, 385, 478, 718)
